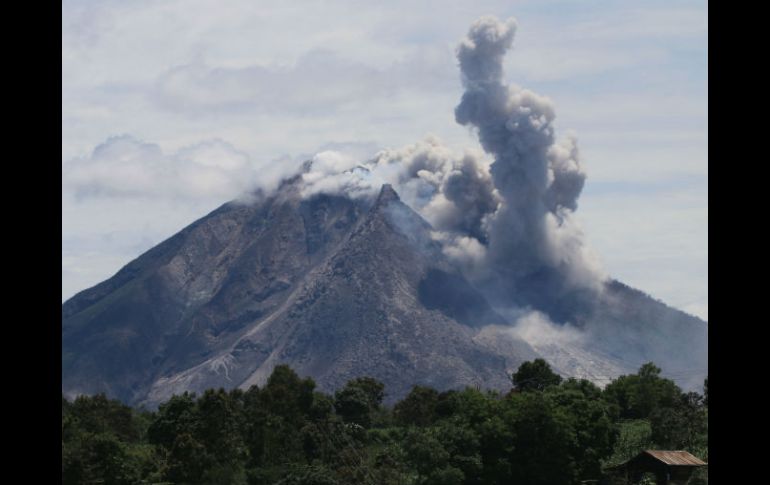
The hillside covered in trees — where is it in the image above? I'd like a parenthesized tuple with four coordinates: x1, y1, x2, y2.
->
(62, 361, 708, 485)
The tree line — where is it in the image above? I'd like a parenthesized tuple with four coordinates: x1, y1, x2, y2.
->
(62, 360, 708, 484)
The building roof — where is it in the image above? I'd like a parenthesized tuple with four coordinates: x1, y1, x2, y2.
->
(642, 450, 707, 466)
(605, 450, 707, 471)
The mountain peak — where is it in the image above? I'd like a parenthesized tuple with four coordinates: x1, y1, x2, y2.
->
(377, 183, 400, 204)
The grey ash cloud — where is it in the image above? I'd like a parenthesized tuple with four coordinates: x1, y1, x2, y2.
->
(298, 16, 604, 319)
(454, 16, 603, 311)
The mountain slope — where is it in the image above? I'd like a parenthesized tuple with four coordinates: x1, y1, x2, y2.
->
(63, 180, 707, 406)
(63, 182, 539, 406)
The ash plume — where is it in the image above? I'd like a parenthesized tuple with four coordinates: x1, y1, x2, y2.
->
(454, 16, 604, 315)
(299, 137, 500, 253)
(294, 15, 605, 322)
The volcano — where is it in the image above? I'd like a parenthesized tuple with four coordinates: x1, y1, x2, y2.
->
(62, 177, 706, 407)
(62, 15, 706, 406)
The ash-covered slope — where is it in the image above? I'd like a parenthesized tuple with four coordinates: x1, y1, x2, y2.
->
(63, 177, 369, 404)
(491, 279, 709, 392)
(63, 182, 537, 406)
(578, 281, 707, 389)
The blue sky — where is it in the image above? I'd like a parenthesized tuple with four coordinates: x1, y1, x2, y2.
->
(62, 0, 707, 319)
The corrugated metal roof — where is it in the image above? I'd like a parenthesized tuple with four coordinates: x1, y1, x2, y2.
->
(643, 450, 707, 466)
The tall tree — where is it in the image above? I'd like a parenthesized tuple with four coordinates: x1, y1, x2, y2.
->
(394, 386, 439, 427)
(511, 359, 562, 392)
(603, 363, 681, 419)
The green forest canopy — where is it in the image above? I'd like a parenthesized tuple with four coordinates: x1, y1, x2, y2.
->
(62, 360, 708, 485)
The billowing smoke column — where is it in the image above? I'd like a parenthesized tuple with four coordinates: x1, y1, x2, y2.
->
(454, 17, 604, 317)
(297, 16, 605, 322)
(300, 137, 499, 254)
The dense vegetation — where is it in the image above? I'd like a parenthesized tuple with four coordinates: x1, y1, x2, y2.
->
(62, 361, 707, 484)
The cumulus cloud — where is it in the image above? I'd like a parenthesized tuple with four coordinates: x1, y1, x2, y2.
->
(62, 135, 299, 201)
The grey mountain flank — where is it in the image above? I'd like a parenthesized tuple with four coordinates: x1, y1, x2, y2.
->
(63, 179, 706, 407)
(63, 181, 528, 406)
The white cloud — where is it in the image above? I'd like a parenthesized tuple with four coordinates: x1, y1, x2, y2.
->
(62, 135, 298, 200)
